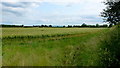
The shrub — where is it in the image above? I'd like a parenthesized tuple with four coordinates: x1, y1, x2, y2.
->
(100, 26, 120, 67)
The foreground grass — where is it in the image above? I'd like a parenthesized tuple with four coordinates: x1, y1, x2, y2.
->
(2, 28, 109, 66)
(99, 26, 120, 67)
(0, 27, 2, 67)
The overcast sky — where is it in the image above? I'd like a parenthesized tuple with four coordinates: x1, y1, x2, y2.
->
(0, 0, 106, 26)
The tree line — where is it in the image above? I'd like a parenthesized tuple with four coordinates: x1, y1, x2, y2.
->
(1, 23, 109, 28)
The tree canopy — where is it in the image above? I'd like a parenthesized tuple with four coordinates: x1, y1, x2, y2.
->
(101, 0, 120, 25)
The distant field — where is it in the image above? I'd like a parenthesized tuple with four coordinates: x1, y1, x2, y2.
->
(2, 28, 110, 66)
(2, 28, 108, 37)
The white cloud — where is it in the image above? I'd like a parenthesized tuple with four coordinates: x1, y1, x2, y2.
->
(1, 0, 106, 25)
(4, 6, 25, 11)
(30, 3, 40, 7)
(37, 15, 102, 24)
(83, 22, 102, 25)
(1, 0, 105, 4)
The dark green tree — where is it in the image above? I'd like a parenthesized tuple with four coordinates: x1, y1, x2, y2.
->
(101, 0, 120, 25)
(81, 23, 87, 27)
(96, 24, 99, 27)
(49, 25, 52, 27)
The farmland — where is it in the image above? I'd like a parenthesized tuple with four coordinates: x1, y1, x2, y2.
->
(2, 28, 107, 37)
(2, 28, 113, 66)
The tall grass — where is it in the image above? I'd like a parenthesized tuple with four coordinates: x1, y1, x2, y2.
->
(99, 26, 120, 67)
(2, 28, 112, 66)
(0, 27, 2, 67)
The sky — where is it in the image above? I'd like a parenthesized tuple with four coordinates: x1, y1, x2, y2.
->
(0, 0, 107, 26)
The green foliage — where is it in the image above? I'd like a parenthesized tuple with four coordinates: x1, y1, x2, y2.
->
(81, 23, 87, 27)
(101, 0, 120, 25)
(96, 24, 99, 27)
(99, 26, 120, 67)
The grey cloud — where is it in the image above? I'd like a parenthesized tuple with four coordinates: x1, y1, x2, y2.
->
(2, 9, 22, 16)
(1, 2, 40, 16)
(2, 2, 25, 8)
(1, 2, 34, 8)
